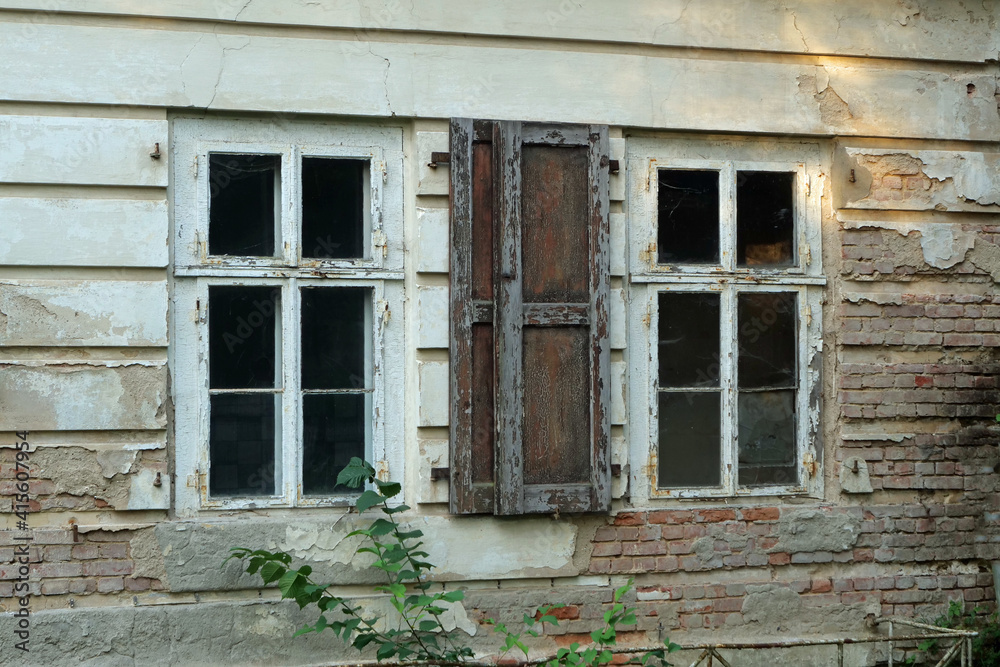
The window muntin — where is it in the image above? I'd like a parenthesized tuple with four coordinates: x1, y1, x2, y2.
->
(172, 119, 403, 515)
(651, 285, 810, 497)
(629, 141, 823, 503)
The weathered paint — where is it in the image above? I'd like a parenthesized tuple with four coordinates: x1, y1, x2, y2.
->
(0, 280, 167, 346)
(0, 197, 168, 268)
(0, 116, 167, 186)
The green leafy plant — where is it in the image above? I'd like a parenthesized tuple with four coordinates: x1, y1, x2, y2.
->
(227, 457, 680, 666)
(903, 600, 1000, 666)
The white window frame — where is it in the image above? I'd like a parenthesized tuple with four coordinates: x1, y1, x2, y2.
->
(170, 117, 404, 517)
(626, 136, 825, 505)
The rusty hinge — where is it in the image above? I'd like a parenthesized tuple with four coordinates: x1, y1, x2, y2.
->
(431, 467, 450, 481)
(804, 174, 811, 197)
(611, 464, 622, 477)
(373, 229, 388, 258)
(427, 152, 450, 169)
(609, 159, 620, 174)
(639, 241, 657, 265)
(803, 452, 818, 478)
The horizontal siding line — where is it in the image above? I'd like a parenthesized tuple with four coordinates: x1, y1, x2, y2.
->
(0, 429, 166, 446)
(0, 101, 166, 120)
(836, 209, 1000, 225)
(0, 347, 167, 359)
(0, 184, 166, 200)
(625, 129, 1000, 152)
(0, 9, 994, 72)
(0, 267, 167, 280)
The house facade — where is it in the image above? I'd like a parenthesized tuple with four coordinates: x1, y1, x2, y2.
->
(1, 1, 999, 664)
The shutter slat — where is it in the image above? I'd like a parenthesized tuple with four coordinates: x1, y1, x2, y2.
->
(494, 120, 525, 516)
(449, 118, 477, 515)
(588, 125, 612, 511)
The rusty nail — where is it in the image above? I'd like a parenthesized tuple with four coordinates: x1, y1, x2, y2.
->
(153, 471, 162, 487)
(71, 522, 79, 543)
(852, 459, 860, 473)
(848, 168, 856, 183)
(150, 142, 161, 160)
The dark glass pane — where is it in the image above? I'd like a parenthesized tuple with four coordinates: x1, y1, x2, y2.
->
(209, 154, 278, 257)
(302, 157, 367, 259)
(658, 292, 720, 388)
(303, 394, 366, 495)
(301, 288, 368, 390)
(658, 392, 721, 488)
(210, 393, 276, 496)
(738, 390, 796, 487)
(209, 286, 279, 389)
(738, 292, 797, 389)
(657, 169, 719, 264)
(736, 171, 795, 267)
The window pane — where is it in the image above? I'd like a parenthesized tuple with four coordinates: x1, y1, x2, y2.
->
(209, 154, 279, 257)
(658, 292, 720, 388)
(738, 390, 796, 487)
(209, 286, 279, 389)
(302, 394, 366, 495)
(302, 157, 367, 259)
(736, 171, 794, 267)
(657, 169, 719, 264)
(737, 292, 797, 389)
(658, 392, 721, 488)
(210, 393, 277, 496)
(301, 287, 368, 390)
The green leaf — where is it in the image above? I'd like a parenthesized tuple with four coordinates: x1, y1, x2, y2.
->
(277, 570, 300, 597)
(367, 518, 395, 536)
(337, 457, 375, 488)
(376, 642, 397, 660)
(395, 529, 423, 540)
(373, 478, 402, 498)
(356, 489, 386, 512)
(260, 561, 284, 584)
(440, 590, 465, 602)
(297, 565, 312, 577)
(292, 624, 314, 637)
(419, 620, 440, 632)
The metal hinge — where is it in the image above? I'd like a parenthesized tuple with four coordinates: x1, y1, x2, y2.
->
(639, 242, 657, 265)
(801, 242, 812, 267)
(804, 174, 811, 197)
(803, 452, 818, 478)
(377, 299, 391, 326)
(373, 229, 388, 259)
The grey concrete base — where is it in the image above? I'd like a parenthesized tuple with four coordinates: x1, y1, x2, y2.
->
(0, 599, 344, 667)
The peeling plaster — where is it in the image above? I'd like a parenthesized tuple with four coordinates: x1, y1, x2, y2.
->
(279, 518, 370, 567)
(843, 148, 1000, 211)
(842, 219, 976, 269)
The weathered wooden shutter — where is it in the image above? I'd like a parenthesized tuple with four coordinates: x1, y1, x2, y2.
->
(450, 119, 610, 515)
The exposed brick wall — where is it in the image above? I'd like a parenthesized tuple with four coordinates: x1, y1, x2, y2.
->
(838, 295, 1000, 348)
(0, 528, 162, 598)
(841, 225, 1000, 278)
(584, 507, 996, 633)
(0, 448, 168, 512)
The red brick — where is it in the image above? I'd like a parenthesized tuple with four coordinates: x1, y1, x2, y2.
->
(741, 508, 779, 521)
(811, 578, 833, 593)
(613, 512, 647, 526)
(769, 553, 791, 566)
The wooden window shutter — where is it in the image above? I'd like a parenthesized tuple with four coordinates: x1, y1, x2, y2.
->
(449, 118, 611, 515)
